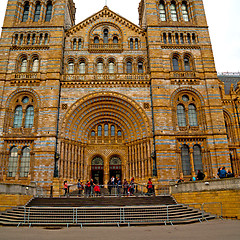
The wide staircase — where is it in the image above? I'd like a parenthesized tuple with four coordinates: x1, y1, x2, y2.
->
(0, 196, 215, 226)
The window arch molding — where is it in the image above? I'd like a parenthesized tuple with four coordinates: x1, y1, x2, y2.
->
(66, 57, 75, 74)
(224, 110, 236, 144)
(171, 52, 182, 71)
(17, 54, 28, 72)
(95, 57, 105, 73)
(107, 57, 117, 74)
(137, 57, 145, 74)
(4, 91, 40, 133)
(183, 52, 195, 71)
(171, 89, 206, 131)
(30, 53, 40, 72)
(124, 57, 134, 74)
(78, 57, 88, 74)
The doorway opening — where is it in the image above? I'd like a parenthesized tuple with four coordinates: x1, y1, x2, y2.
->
(91, 156, 104, 185)
(109, 156, 122, 181)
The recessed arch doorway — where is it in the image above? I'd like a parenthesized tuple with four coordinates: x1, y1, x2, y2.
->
(91, 156, 104, 185)
(109, 156, 122, 180)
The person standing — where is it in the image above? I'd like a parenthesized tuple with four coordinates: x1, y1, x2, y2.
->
(117, 177, 122, 196)
(123, 179, 128, 196)
(147, 178, 153, 195)
(196, 170, 205, 180)
(64, 180, 68, 196)
(130, 177, 135, 195)
(77, 179, 84, 196)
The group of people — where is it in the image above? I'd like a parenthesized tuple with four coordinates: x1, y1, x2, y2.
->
(217, 166, 234, 179)
(63, 177, 155, 197)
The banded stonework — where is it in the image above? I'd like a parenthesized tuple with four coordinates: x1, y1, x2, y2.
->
(0, 0, 239, 189)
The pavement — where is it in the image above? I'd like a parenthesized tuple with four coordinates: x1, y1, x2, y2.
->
(0, 220, 239, 240)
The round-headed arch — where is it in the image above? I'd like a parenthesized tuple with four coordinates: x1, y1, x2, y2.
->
(60, 92, 151, 143)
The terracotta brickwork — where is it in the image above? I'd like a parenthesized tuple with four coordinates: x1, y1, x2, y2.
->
(0, 0, 239, 189)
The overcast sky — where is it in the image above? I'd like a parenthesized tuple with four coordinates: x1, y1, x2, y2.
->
(0, 0, 239, 73)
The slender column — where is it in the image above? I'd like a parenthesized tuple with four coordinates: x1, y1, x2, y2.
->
(71, 143, 74, 179)
(132, 144, 135, 178)
(59, 141, 64, 178)
(190, 148, 195, 176)
(67, 143, 71, 179)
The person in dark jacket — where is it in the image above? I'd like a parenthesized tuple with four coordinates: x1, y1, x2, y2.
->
(197, 170, 205, 180)
(218, 167, 227, 179)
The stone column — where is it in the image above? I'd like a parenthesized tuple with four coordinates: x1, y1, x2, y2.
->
(189, 148, 195, 176)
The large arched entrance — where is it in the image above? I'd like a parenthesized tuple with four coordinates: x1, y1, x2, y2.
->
(59, 92, 153, 184)
(109, 156, 122, 180)
(91, 156, 104, 185)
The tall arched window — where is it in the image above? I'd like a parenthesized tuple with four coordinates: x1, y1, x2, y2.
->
(172, 57, 179, 71)
(184, 57, 191, 71)
(170, 2, 178, 21)
(175, 33, 179, 44)
(193, 145, 203, 173)
(32, 58, 39, 72)
(19, 147, 31, 178)
(130, 38, 133, 50)
(104, 124, 108, 136)
(168, 33, 172, 44)
(97, 61, 104, 73)
(94, 36, 99, 44)
(181, 145, 191, 175)
(7, 147, 18, 177)
(192, 33, 196, 44)
(45, 1, 53, 22)
(27, 34, 30, 45)
(127, 61, 132, 73)
(177, 104, 186, 127)
(14, 34, 18, 45)
(20, 58, 27, 72)
(188, 104, 198, 126)
(68, 61, 74, 74)
(79, 61, 85, 74)
(22, 2, 30, 22)
(33, 2, 41, 22)
(182, 2, 189, 22)
(138, 62, 143, 74)
(113, 36, 118, 44)
(78, 39, 82, 49)
(103, 29, 108, 43)
(39, 34, 43, 44)
(13, 106, 23, 128)
(180, 33, 184, 44)
(73, 39, 77, 50)
(24, 106, 34, 128)
(159, 1, 166, 21)
(98, 125, 102, 136)
(187, 33, 191, 44)
(135, 39, 139, 49)
(44, 33, 48, 45)
(111, 125, 115, 136)
(20, 34, 23, 45)
(163, 33, 167, 44)
(32, 34, 36, 45)
(108, 61, 114, 73)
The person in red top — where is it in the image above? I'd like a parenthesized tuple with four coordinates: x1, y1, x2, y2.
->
(63, 180, 68, 196)
(147, 178, 154, 195)
(94, 183, 101, 196)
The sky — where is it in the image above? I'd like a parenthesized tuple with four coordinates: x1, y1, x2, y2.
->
(0, 0, 239, 73)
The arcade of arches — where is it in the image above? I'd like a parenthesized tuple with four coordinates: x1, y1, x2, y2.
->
(58, 93, 153, 184)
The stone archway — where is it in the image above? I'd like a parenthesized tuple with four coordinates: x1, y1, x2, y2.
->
(58, 92, 153, 183)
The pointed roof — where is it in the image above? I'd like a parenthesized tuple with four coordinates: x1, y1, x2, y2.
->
(66, 6, 144, 36)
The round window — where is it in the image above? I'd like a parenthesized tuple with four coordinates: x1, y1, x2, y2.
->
(22, 96, 29, 103)
(182, 95, 189, 102)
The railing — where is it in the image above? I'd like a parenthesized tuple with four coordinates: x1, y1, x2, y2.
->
(58, 183, 169, 198)
(88, 43, 123, 53)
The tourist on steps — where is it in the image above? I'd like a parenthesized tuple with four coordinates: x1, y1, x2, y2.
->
(77, 179, 84, 197)
(123, 179, 128, 196)
(147, 178, 154, 195)
(63, 180, 68, 196)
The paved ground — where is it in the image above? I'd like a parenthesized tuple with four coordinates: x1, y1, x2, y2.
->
(0, 220, 239, 240)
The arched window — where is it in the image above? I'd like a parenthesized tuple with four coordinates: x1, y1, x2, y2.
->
(33, 2, 41, 22)
(91, 130, 95, 137)
(24, 106, 34, 128)
(98, 125, 102, 136)
(20, 58, 27, 72)
(117, 130, 122, 136)
(94, 36, 99, 44)
(14, 34, 18, 45)
(103, 29, 108, 43)
(182, 2, 189, 22)
(13, 106, 23, 128)
(73, 39, 77, 50)
(135, 39, 139, 49)
(130, 38, 133, 50)
(181, 145, 191, 175)
(159, 1, 166, 21)
(188, 104, 198, 126)
(68, 61, 74, 74)
(39, 34, 43, 44)
(187, 33, 191, 44)
(32, 58, 39, 72)
(168, 33, 172, 44)
(172, 57, 179, 71)
(193, 145, 203, 173)
(184, 57, 191, 71)
(111, 125, 115, 136)
(22, 2, 30, 22)
(177, 104, 186, 127)
(180, 33, 184, 44)
(97, 61, 104, 73)
(44, 33, 48, 45)
(19, 147, 31, 178)
(27, 34, 30, 45)
(170, 2, 178, 21)
(108, 61, 114, 74)
(78, 39, 82, 49)
(79, 61, 85, 74)
(138, 61, 143, 74)
(32, 34, 36, 45)
(163, 33, 167, 44)
(45, 1, 53, 22)
(104, 124, 108, 136)
(113, 36, 118, 44)
(7, 147, 18, 177)
(175, 33, 179, 44)
(192, 33, 196, 44)
(127, 61, 132, 73)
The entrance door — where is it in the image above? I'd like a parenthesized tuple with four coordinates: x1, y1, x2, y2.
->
(109, 156, 122, 181)
(91, 156, 104, 185)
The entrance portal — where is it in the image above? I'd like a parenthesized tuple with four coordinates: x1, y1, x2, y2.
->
(91, 156, 104, 185)
(109, 156, 122, 180)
